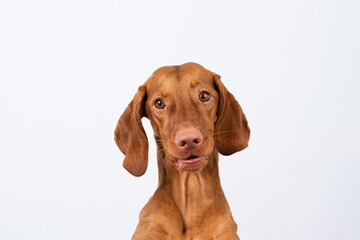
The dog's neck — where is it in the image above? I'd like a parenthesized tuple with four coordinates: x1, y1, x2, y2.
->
(156, 148, 230, 229)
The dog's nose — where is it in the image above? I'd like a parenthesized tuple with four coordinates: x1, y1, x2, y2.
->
(175, 128, 203, 150)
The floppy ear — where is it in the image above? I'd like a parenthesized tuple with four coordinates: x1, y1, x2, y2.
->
(213, 75, 250, 155)
(114, 86, 148, 176)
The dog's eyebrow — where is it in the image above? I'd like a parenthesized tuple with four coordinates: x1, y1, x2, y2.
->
(160, 91, 170, 98)
(188, 79, 206, 89)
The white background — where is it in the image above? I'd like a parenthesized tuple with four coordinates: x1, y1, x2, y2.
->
(1, 0, 359, 239)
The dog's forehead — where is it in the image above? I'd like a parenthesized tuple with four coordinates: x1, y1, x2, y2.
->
(146, 63, 214, 94)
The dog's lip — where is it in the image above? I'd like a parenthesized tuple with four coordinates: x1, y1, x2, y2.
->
(176, 156, 208, 169)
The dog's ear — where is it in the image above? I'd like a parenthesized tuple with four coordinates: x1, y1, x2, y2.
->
(114, 85, 148, 176)
(213, 75, 250, 155)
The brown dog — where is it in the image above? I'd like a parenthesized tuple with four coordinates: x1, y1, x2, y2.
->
(115, 62, 250, 239)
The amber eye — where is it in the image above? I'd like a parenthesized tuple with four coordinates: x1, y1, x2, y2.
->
(199, 91, 210, 102)
(154, 98, 165, 109)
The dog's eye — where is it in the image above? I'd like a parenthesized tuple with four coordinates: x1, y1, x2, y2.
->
(199, 92, 210, 102)
(154, 99, 165, 109)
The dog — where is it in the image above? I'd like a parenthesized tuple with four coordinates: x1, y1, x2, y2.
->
(115, 62, 250, 239)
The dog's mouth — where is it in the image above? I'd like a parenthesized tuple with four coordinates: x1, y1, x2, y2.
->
(186, 155, 199, 160)
(175, 155, 208, 170)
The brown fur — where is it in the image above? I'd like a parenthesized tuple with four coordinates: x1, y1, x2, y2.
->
(115, 62, 250, 239)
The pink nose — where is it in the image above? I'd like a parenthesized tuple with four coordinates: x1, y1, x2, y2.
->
(175, 128, 203, 150)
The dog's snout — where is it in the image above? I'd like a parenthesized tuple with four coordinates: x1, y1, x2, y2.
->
(175, 128, 203, 150)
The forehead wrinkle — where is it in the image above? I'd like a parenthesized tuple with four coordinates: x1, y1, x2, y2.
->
(178, 69, 212, 87)
(150, 71, 179, 97)
(177, 82, 197, 111)
(160, 90, 171, 98)
(181, 77, 211, 93)
(188, 79, 200, 89)
(148, 66, 212, 100)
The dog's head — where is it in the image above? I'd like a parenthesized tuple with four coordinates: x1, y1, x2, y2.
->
(115, 63, 250, 176)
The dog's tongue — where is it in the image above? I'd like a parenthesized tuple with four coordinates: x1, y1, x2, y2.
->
(177, 156, 207, 169)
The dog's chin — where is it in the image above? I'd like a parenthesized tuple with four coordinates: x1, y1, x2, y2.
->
(174, 155, 209, 171)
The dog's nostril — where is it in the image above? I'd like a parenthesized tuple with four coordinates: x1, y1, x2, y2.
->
(179, 140, 187, 147)
(193, 138, 201, 144)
